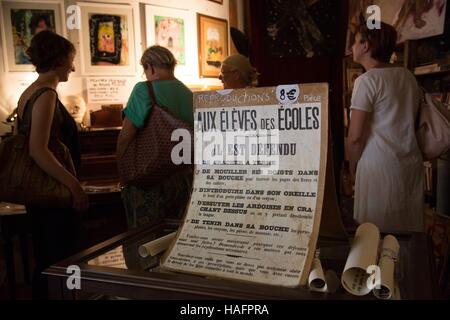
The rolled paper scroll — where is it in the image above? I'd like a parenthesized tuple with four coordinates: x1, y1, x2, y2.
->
(138, 232, 176, 258)
(373, 235, 400, 300)
(308, 257, 327, 292)
(308, 253, 340, 294)
(341, 223, 380, 296)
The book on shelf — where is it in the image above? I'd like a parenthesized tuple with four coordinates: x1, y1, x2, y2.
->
(424, 161, 433, 193)
(414, 63, 450, 75)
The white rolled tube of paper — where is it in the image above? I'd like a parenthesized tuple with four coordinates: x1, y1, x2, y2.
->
(341, 223, 380, 296)
(308, 258, 327, 292)
(138, 232, 176, 258)
(373, 235, 400, 300)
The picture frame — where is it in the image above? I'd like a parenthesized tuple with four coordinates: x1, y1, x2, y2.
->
(197, 13, 228, 78)
(346, 68, 363, 93)
(144, 5, 196, 78)
(342, 58, 364, 135)
(77, 2, 136, 76)
(0, 20, 4, 73)
(208, 0, 224, 4)
(0, 0, 65, 72)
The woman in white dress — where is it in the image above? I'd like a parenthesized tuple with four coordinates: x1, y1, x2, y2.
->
(348, 22, 424, 233)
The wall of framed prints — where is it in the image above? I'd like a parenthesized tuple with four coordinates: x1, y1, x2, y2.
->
(0, 0, 238, 134)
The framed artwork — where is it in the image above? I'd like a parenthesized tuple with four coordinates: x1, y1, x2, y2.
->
(346, 68, 363, 93)
(346, 0, 447, 54)
(342, 57, 364, 131)
(0, 0, 64, 72)
(78, 2, 136, 75)
(144, 5, 196, 77)
(0, 20, 4, 73)
(208, 0, 224, 4)
(197, 14, 228, 78)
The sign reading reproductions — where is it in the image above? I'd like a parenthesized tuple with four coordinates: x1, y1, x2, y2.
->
(162, 84, 328, 287)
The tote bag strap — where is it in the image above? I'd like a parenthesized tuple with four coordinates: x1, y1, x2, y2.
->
(145, 81, 190, 122)
(146, 81, 160, 110)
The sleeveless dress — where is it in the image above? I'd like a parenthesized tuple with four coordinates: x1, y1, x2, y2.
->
(20, 87, 81, 299)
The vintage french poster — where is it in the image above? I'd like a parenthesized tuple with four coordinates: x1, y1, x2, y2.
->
(162, 84, 328, 287)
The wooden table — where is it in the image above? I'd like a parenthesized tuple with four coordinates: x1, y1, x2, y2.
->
(44, 219, 439, 300)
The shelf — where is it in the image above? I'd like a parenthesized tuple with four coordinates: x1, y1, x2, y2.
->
(414, 69, 450, 77)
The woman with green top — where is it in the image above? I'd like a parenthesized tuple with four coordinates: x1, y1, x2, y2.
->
(116, 45, 193, 228)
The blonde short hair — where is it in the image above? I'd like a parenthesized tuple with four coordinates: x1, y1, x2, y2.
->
(140, 45, 177, 70)
(221, 54, 259, 87)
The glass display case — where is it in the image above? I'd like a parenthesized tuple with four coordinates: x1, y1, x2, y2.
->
(44, 219, 438, 300)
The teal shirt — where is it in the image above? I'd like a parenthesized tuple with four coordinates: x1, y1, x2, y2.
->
(123, 80, 193, 128)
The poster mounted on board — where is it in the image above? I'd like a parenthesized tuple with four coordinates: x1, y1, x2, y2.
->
(162, 83, 329, 287)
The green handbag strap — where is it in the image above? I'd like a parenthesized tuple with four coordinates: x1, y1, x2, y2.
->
(18, 87, 58, 136)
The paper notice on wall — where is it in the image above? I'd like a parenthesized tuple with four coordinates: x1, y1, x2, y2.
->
(86, 78, 131, 104)
(161, 84, 329, 287)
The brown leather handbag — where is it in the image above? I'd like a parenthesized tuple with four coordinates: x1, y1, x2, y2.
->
(0, 90, 75, 208)
(117, 81, 193, 187)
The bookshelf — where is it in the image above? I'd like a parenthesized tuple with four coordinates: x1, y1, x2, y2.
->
(406, 35, 450, 212)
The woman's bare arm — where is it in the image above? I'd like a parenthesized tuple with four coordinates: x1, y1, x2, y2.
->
(347, 109, 370, 181)
(116, 117, 137, 159)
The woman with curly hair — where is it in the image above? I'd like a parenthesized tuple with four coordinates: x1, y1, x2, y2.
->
(17, 30, 88, 298)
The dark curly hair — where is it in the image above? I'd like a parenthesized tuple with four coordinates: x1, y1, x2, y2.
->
(25, 30, 75, 73)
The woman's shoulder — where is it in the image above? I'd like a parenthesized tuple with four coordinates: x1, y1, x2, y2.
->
(155, 79, 192, 95)
(366, 66, 413, 76)
(129, 81, 150, 99)
(18, 86, 57, 116)
(363, 67, 416, 83)
(133, 81, 148, 91)
(155, 79, 188, 88)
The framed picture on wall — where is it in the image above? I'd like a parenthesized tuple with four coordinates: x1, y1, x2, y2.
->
(0, 0, 65, 72)
(197, 13, 228, 78)
(0, 20, 4, 73)
(77, 2, 136, 76)
(346, 68, 363, 93)
(144, 5, 196, 78)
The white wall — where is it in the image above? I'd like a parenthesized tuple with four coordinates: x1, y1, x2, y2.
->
(0, 0, 233, 135)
